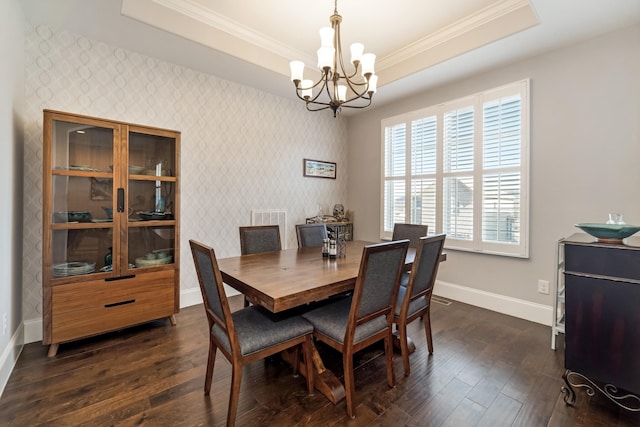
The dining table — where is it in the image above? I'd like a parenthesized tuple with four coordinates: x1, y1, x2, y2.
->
(217, 239, 445, 404)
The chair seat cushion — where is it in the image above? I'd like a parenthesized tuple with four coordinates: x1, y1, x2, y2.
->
(302, 297, 388, 345)
(212, 306, 313, 356)
(395, 285, 428, 317)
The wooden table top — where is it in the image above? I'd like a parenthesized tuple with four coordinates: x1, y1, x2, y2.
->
(218, 240, 417, 313)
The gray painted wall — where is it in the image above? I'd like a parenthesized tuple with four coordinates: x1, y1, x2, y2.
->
(0, 0, 25, 396)
(347, 24, 640, 306)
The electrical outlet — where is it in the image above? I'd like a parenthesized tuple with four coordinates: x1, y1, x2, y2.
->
(2, 313, 7, 336)
(538, 279, 550, 295)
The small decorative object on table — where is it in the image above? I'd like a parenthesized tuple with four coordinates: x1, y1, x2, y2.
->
(337, 238, 347, 258)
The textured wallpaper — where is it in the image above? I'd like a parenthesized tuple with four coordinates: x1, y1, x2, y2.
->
(23, 23, 348, 325)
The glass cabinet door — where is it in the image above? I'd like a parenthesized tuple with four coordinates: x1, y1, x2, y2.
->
(48, 118, 118, 279)
(126, 128, 177, 271)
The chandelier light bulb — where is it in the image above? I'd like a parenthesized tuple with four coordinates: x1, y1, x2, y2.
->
(360, 53, 376, 77)
(337, 85, 347, 102)
(301, 79, 314, 99)
(317, 46, 335, 70)
(350, 43, 364, 64)
(368, 75, 378, 94)
(319, 27, 334, 48)
(290, 60, 305, 82)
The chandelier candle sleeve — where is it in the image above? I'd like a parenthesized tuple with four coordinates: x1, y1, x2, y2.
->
(289, 0, 378, 117)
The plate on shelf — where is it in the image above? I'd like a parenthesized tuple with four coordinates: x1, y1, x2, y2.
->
(53, 262, 96, 277)
(69, 165, 95, 171)
(91, 219, 112, 223)
(575, 223, 640, 243)
(137, 211, 174, 221)
(134, 255, 173, 267)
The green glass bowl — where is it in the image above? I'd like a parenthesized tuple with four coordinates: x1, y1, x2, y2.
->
(575, 223, 640, 242)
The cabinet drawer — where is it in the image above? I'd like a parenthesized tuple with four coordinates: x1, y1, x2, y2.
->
(52, 271, 176, 343)
(564, 244, 640, 282)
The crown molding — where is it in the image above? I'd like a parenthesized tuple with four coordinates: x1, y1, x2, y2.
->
(122, 0, 538, 86)
(151, 0, 315, 65)
(377, 0, 538, 71)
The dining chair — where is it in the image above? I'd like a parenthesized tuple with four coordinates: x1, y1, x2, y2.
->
(239, 225, 282, 255)
(189, 240, 314, 427)
(392, 223, 429, 248)
(394, 234, 446, 376)
(302, 240, 410, 418)
(295, 223, 328, 247)
(239, 225, 282, 306)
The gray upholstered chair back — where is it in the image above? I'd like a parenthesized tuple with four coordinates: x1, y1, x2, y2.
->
(189, 240, 237, 352)
(392, 223, 429, 248)
(410, 234, 446, 298)
(352, 240, 409, 319)
(239, 225, 282, 255)
(296, 223, 328, 247)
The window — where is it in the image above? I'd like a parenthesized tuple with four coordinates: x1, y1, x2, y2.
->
(381, 80, 529, 257)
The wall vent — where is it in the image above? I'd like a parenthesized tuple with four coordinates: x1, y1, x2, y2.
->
(250, 209, 287, 249)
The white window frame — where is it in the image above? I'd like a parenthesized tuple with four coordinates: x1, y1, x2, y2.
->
(380, 79, 530, 258)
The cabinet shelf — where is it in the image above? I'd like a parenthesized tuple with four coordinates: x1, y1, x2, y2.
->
(42, 110, 180, 357)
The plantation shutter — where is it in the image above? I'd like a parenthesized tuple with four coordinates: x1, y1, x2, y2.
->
(443, 107, 474, 240)
(384, 124, 407, 232)
(410, 117, 437, 229)
(482, 95, 522, 244)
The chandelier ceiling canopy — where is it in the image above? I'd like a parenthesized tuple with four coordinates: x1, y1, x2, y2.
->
(290, 0, 377, 117)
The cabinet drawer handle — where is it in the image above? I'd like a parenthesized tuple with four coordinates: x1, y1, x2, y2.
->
(105, 274, 135, 282)
(105, 299, 135, 308)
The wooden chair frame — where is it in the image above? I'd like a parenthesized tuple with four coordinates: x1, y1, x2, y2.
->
(394, 234, 446, 376)
(190, 240, 313, 427)
(309, 240, 409, 418)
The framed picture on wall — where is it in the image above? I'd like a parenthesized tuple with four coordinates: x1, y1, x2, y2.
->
(303, 159, 336, 179)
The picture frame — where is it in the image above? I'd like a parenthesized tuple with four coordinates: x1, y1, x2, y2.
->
(303, 159, 336, 179)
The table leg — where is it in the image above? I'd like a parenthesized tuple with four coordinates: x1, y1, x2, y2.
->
(392, 330, 416, 354)
(282, 341, 345, 404)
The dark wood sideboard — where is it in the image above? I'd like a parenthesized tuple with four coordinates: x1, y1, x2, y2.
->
(560, 233, 640, 411)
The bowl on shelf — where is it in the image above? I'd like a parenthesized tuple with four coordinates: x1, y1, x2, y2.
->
(53, 211, 92, 223)
(575, 223, 640, 243)
(137, 211, 174, 221)
(128, 165, 145, 175)
(134, 254, 173, 267)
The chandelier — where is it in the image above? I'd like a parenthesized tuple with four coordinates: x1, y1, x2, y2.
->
(289, 0, 378, 117)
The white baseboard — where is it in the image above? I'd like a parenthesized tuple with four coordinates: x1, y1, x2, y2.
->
(0, 324, 24, 399)
(180, 287, 203, 308)
(23, 317, 42, 346)
(434, 280, 553, 326)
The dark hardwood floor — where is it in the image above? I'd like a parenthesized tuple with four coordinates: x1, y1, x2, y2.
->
(1, 296, 638, 426)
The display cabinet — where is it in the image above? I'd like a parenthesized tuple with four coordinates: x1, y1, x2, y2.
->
(42, 110, 180, 356)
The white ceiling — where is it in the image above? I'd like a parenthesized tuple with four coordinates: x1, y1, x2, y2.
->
(20, 0, 640, 115)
